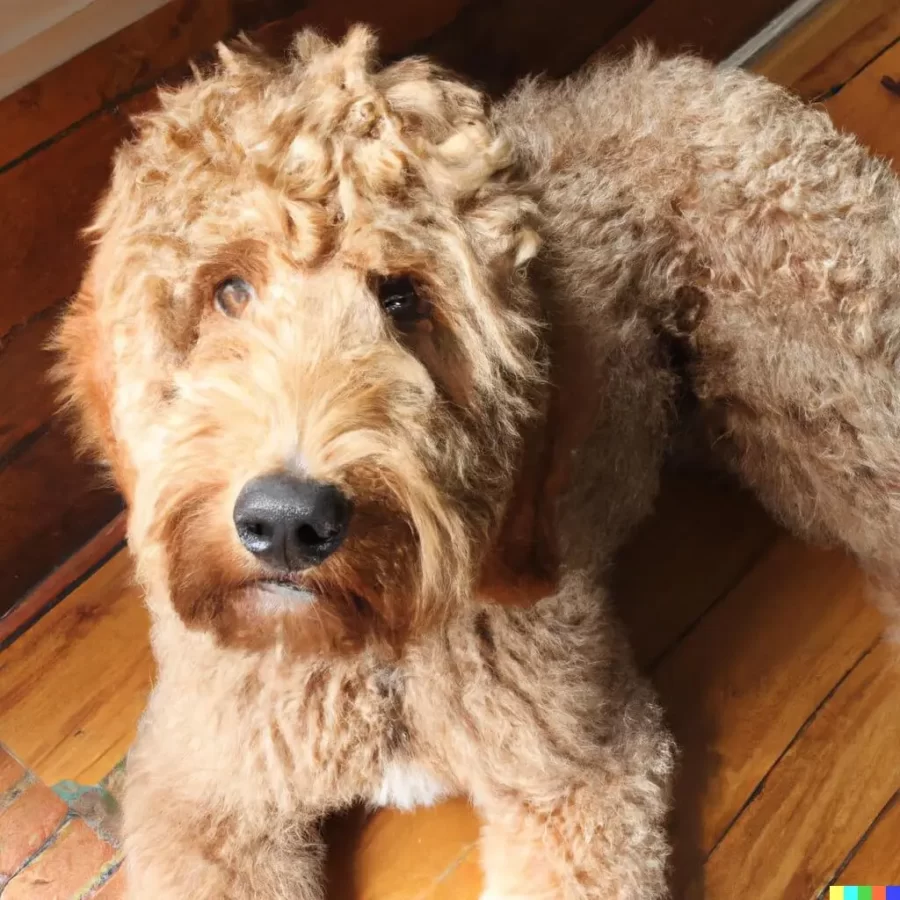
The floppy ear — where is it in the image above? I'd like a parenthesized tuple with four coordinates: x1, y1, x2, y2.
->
(477, 416, 561, 607)
(477, 312, 600, 608)
(53, 258, 135, 503)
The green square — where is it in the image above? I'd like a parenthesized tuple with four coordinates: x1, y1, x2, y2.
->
(859, 888, 873, 900)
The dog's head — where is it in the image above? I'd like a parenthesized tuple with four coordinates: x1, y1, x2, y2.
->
(55, 27, 551, 653)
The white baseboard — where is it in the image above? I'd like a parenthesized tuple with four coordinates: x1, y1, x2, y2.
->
(0, 0, 170, 100)
(722, 0, 830, 68)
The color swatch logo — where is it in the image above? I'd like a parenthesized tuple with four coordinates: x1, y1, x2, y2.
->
(830, 888, 900, 900)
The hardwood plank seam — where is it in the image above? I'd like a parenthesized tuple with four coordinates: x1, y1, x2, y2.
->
(811, 33, 900, 101)
(42, 733, 124, 784)
(702, 641, 877, 863)
(0, 300, 61, 348)
(0, 92, 141, 180)
(411, 839, 479, 899)
(648, 535, 777, 672)
(0, 538, 126, 654)
(0, 422, 50, 471)
(819, 788, 900, 897)
(0, 47, 222, 179)
(0, 511, 126, 643)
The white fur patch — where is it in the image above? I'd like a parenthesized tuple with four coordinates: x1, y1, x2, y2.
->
(253, 583, 317, 614)
(371, 761, 449, 811)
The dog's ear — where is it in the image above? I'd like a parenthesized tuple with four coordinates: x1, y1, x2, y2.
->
(477, 315, 599, 608)
(53, 258, 135, 502)
(477, 418, 561, 608)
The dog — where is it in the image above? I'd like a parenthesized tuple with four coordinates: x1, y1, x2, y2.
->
(54, 25, 900, 899)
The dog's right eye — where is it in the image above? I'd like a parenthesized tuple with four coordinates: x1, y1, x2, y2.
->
(214, 277, 256, 318)
(373, 274, 429, 328)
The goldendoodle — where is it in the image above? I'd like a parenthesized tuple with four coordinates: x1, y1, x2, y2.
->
(55, 25, 900, 899)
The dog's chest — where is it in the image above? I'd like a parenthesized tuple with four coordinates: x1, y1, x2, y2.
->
(370, 761, 449, 811)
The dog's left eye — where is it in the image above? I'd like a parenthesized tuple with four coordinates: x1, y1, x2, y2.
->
(214, 277, 256, 318)
(374, 275, 428, 326)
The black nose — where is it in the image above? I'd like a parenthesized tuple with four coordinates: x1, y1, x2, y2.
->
(233, 473, 352, 571)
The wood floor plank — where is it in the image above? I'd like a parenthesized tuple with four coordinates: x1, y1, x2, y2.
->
(700, 642, 900, 899)
(0, 551, 151, 786)
(0, 422, 123, 617)
(601, 0, 795, 60)
(415, 0, 646, 95)
(836, 792, 900, 887)
(0, 93, 152, 342)
(655, 538, 884, 858)
(428, 848, 483, 900)
(823, 39, 900, 162)
(613, 472, 776, 667)
(326, 800, 481, 900)
(0, 513, 126, 647)
(0, 310, 58, 458)
(256, 0, 466, 57)
(750, 0, 900, 99)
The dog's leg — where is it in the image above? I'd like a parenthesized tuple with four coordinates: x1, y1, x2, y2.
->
(667, 86, 900, 617)
(122, 724, 324, 899)
(477, 760, 672, 900)
(694, 311, 900, 594)
(423, 589, 674, 900)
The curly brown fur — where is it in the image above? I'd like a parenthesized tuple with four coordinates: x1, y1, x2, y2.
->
(54, 26, 900, 899)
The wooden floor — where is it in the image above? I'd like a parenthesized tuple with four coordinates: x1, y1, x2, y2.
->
(2, 1, 900, 898)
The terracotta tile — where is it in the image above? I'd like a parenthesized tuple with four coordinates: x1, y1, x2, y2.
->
(4, 819, 116, 900)
(55, 779, 122, 847)
(0, 782, 67, 883)
(0, 747, 27, 795)
(91, 866, 127, 899)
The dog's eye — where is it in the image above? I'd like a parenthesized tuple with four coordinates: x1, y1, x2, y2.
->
(214, 277, 256, 318)
(374, 275, 428, 326)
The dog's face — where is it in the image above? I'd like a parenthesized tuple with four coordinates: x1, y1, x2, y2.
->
(56, 28, 548, 653)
